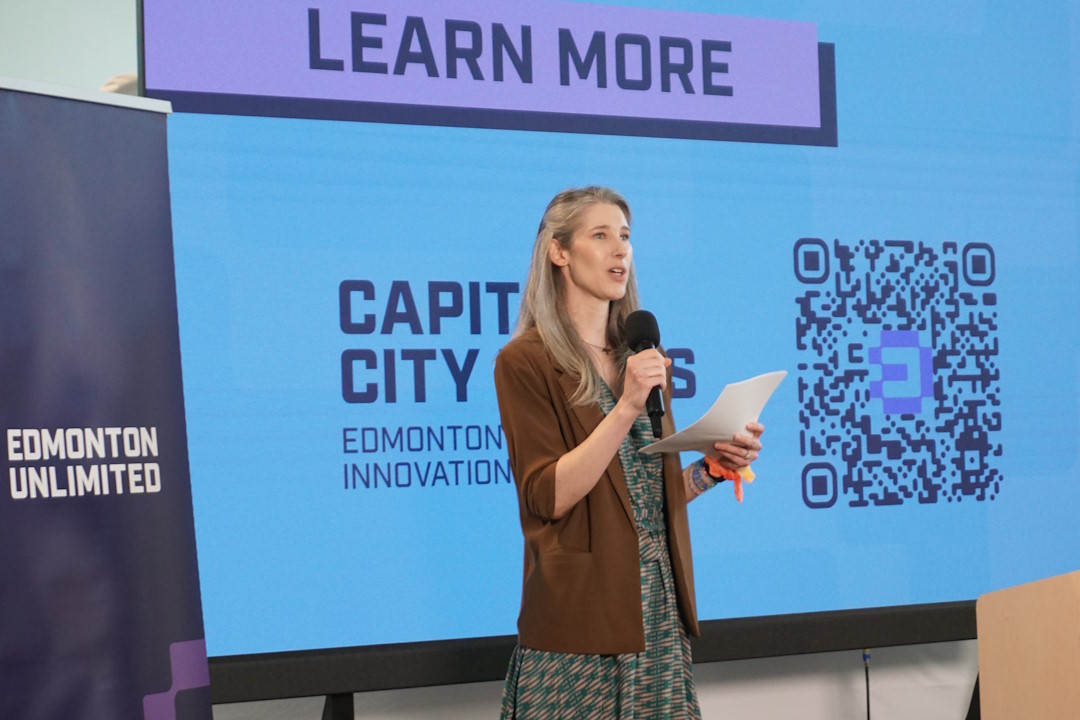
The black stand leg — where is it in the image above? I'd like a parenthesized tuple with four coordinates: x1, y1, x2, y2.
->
(965, 674, 981, 720)
(322, 692, 354, 720)
(863, 649, 871, 720)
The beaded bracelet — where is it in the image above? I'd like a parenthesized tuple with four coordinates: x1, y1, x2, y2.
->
(688, 460, 719, 496)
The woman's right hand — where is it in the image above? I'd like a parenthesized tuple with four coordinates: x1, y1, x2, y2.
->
(547, 347, 670, 517)
(620, 348, 671, 412)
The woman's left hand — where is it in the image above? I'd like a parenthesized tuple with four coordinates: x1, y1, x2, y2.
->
(712, 422, 765, 470)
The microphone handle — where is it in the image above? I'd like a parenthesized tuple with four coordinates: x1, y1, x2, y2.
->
(646, 386, 664, 438)
(630, 339, 665, 438)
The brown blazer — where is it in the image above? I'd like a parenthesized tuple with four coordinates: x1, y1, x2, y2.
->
(494, 328, 700, 655)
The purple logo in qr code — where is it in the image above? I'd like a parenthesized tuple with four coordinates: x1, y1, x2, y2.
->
(794, 238, 1002, 509)
(868, 330, 933, 414)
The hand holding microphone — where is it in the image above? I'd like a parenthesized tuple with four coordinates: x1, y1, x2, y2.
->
(624, 310, 667, 438)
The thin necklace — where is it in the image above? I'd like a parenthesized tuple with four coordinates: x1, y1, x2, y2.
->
(583, 340, 611, 354)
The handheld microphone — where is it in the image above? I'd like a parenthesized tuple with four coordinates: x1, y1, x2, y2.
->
(625, 310, 665, 438)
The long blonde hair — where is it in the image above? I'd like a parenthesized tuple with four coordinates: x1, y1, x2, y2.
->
(515, 186, 641, 406)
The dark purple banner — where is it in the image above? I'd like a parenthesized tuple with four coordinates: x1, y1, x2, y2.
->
(143, 0, 837, 145)
(0, 83, 211, 720)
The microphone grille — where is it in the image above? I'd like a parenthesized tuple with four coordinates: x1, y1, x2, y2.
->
(625, 310, 660, 351)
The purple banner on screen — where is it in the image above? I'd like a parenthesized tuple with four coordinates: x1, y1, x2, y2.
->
(143, 0, 836, 145)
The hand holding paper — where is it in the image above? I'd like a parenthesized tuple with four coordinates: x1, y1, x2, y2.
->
(640, 370, 787, 458)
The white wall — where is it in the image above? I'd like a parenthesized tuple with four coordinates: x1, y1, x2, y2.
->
(0, 0, 136, 91)
(0, 3, 980, 719)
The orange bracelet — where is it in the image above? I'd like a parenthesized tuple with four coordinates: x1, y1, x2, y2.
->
(703, 456, 756, 503)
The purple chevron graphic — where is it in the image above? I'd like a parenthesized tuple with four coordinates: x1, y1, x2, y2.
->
(143, 639, 210, 720)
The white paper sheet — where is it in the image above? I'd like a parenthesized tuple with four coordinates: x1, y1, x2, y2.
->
(640, 370, 787, 457)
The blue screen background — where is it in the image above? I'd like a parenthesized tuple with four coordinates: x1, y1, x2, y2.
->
(165, 0, 1080, 656)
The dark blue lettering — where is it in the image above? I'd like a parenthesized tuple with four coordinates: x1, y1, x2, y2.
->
(559, 29, 606, 87)
(350, 11, 388, 73)
(401, 348, 436, 401)
(381, 280, 423, 334)
(668, 347, 696, 399)
(485, 282, 519, 334)
(406, 426, 425, 451)
(340, 280, 375, 334)
(309, 9, 344, 71)
(413, 461, 432, 487)
(469, 282, 482, 334)
(432, 462, 450, 486)
(394, 16, 439, 77)
(466, 426, 483, 450)
(343, 427, 358, 453)
(702, 39, 733, 96)
(449, 459, 465, 484)
(474, 459, 491, 484)
(383, 348, 397, 403)
(442, 348, 479, 401)
(382, 427, 403, 451)
(615, 34, 651, 91)
(429, 281, 463, 333)
(372, 462, 392, 489)
(342, 349, 377, 403)
(493, 23, 532, 83)
(659, 36, 694, 93)
(348, 463, 370, 489)
(426, 426, 445, 451)
(446, 20, 483, 80)
(361, 427, 378, 452)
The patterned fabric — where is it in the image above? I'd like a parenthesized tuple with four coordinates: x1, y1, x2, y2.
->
(500, 385, 702, 720)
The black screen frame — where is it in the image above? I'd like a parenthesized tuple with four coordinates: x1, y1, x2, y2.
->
(208, 601, 976, 703)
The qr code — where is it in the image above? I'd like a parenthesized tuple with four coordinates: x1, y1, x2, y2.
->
(794, 238, 1002, 509)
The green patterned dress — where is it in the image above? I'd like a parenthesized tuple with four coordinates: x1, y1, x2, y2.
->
(500, 384, 701, 719)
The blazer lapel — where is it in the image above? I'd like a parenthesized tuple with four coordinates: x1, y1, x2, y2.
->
(554, 366, 636, 530)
